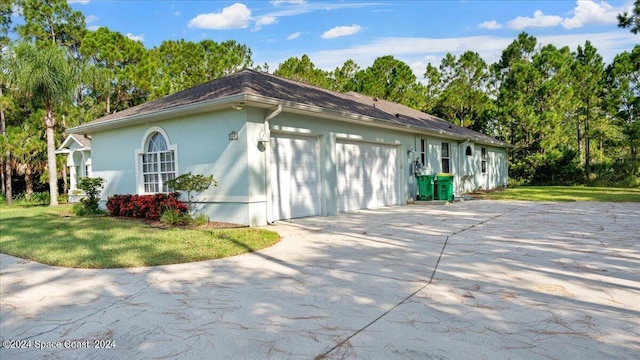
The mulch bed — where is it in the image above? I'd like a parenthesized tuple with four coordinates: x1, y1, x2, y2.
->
(111, 216, 247, 230)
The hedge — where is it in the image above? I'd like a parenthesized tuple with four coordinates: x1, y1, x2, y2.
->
(106, 193, 188, 220)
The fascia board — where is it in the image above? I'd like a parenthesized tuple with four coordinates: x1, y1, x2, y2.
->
(57, 134, 83, 150)
(243, 94, 471, 142)
(68, 94, 248, 134)
(68, 91, 509, 149)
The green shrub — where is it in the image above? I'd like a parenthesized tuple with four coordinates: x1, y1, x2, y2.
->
(77, 177, 106, 216)
(191, 213, 209, 226)
(165, 172, 216, 213)
(4, 192, 50, 206)
(160, 208, 188, 226)
(72, 203, 87, 216)
(31, 192, 50, 205)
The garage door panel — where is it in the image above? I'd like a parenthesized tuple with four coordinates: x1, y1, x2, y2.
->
(337, 141, 399, 212)
(271, 135, 320, 220)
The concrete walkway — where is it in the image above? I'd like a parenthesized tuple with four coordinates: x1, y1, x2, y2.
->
(1, 200, 639, 359)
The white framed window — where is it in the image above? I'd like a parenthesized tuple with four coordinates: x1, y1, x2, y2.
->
(481, 147, 487, 174)
(441, 142, 450, 173)
(420, 138, 426, 165)
(136, 127, 178, 194)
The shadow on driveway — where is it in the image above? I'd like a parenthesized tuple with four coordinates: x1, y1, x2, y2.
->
(1, 200, 638, 359)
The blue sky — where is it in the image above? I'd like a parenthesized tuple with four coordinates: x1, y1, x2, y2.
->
(66, 0, 638, 77)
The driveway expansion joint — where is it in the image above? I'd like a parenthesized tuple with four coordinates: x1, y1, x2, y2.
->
(2, 202, 638, 359)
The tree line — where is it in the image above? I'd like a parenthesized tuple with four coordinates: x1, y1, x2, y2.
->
(1, 0, 638, 206)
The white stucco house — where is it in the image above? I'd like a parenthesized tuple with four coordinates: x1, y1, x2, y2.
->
(67, 69, 509, 226)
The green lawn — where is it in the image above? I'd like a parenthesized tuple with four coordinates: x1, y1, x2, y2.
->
(0, 205, 280, 269)
(472, 186, 640, 202)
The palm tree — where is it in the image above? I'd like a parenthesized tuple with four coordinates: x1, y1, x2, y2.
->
(11, 42, 75, 206)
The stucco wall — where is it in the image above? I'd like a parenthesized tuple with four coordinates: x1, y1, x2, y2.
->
(90, 106, 508, 226)
(92, 109, 253, 225)
(456, 145, 508, 194)
(415, 136, 508, 196)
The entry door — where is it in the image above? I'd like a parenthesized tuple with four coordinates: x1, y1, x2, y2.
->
(336, 141, 399, 212)
(270, 134, 321, 220)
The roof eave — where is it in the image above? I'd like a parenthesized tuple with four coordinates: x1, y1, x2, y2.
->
(69, 91, 509, 148)
(243, 94, 473, 142)
(68, 94, 249, 134)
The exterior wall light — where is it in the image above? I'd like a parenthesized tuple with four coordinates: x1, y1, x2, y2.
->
(407, 146, 415, 157)
(229, 131, 239, 141)
(258, 131, 270, 145)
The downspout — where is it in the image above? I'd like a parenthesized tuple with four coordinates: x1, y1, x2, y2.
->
(264, 104, 282, 224)
(457, 138, 470, 196)
(411, 133, 418, 200)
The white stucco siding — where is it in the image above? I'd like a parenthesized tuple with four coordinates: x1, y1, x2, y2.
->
(91, 110, 256, 225)
(88, 104, 508, 226)
(415, 137, 508, 196)
(155, 110, 253, 225)
(455, 144, 508, 194)
(487, 146, 508, 189)
(92, 128, 142, 198)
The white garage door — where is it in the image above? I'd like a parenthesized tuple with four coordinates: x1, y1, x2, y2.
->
(336, 141, 399, 212)
(270, 134, 321, 220)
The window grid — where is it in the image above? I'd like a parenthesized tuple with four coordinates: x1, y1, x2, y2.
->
(481, 147, 487, 174)
(141, 133, 175, 193)
(420, 139, 426, 165)
(441, 142, 450, 173)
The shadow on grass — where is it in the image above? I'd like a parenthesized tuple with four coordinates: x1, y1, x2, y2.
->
(0, 207, 279, 269)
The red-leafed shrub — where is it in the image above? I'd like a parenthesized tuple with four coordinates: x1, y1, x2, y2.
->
(106, 193, 188, 220)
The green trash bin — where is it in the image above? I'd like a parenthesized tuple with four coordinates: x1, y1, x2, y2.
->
(436, 174, 454, 202)
(416, 175, 434, 200)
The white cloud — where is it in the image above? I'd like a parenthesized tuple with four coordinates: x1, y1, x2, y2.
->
(174, 11, 181, 16)
(264, 2, 379, 19)
(321, 24, 362, 39)
(188, 3, 252, 30)
(271, 0, 306, 5)
(478, 20, 502, 30)
(287, 32, 301, 40)
(507, 10, 563, 29)
(68, 0, 90, 4)
(126, 33, 144, 42)
(254, 15, 277, 30)
(85, 14, 98, 24)
(276, 32, 637, 81)
(561, 0, 620, 29)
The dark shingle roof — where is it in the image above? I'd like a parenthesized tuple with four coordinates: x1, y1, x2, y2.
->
(73, 69, 507, 147)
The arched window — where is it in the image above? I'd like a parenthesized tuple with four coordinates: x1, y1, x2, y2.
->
(466, 145, 472, 156)
(141, 132, 175, 193)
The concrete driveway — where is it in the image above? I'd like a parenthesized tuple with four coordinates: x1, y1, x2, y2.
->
(1, 200, 639, 359)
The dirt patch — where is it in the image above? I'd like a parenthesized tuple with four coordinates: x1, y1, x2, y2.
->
(109, 216, 246, 229)
(142, 219, 246, 230)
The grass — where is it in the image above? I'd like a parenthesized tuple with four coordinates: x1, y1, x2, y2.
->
(0, 205, 280, 269)
(472, 186, 640, 202)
